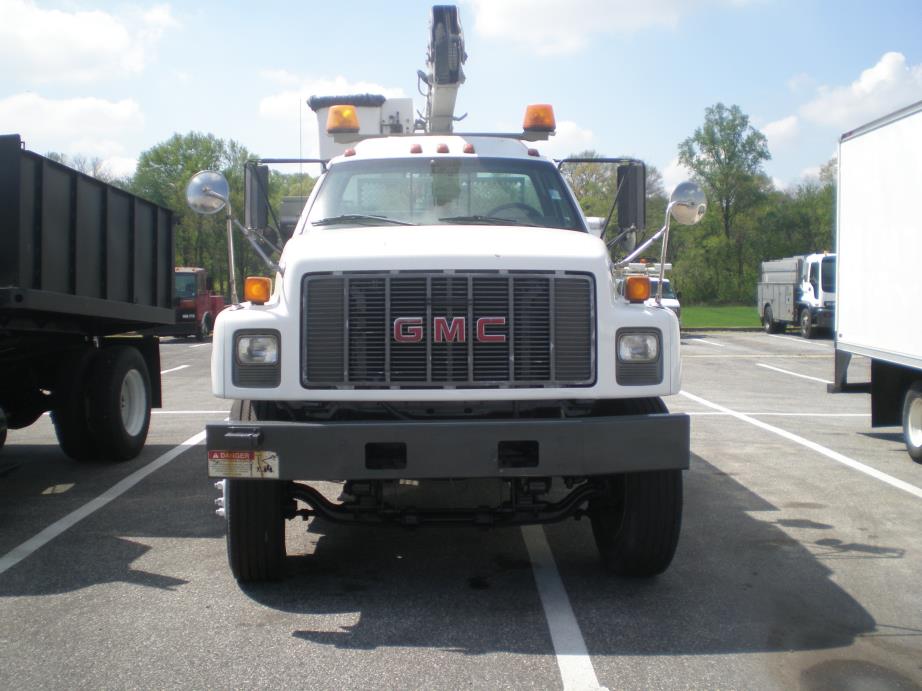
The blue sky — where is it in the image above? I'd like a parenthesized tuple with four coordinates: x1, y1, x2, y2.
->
(2, 0, 921, 192)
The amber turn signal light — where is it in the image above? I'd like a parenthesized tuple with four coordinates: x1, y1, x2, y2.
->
(523, 104, 556, 132)
(244, 277, 272, 305)
(624, 275, 651, 303)
(326, 105, 360, 133)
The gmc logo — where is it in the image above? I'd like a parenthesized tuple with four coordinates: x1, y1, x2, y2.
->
(393, 316, 506, 343)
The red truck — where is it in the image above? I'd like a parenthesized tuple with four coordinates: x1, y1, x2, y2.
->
(158, 267, 227, 340)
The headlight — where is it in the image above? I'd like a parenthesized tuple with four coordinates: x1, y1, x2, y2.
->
(236, 334, 279, 364)
(618, 332, 659, 362)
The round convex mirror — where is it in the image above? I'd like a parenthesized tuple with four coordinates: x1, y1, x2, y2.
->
(186, 170, 229, 215)
(669, 181, 707, 225)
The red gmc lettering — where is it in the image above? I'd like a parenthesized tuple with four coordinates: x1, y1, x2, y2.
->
(433, 316, 466, 343)
(476, 316, 507, 343)
(393, 317, 424, 343)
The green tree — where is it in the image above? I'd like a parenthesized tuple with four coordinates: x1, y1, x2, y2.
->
(132, 133, 269, 297)
(678, 104, 771, 294)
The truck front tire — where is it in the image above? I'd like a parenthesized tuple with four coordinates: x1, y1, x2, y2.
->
(589, 398, 683, 577)
(800, 308, 815, 339)
(195, 313, 211, 341)
(902, 382, 922, 463)
(225, 400, 286, 582)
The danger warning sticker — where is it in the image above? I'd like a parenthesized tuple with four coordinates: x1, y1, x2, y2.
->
(207, 450, 279, 479)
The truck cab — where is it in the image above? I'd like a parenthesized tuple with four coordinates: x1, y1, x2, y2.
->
(156, 267, 226, 340)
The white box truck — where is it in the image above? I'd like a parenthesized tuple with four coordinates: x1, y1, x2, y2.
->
(830, 99, 922, 462)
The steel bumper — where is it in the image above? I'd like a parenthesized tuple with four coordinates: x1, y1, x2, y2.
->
(815, 307, 835, 328)
(205, 413, 690, 481)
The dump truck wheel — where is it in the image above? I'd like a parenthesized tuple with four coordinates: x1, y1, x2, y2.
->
(88, 346, 151, 461)
(52, 347, 101, 461)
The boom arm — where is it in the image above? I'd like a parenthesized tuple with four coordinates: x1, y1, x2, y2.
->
(418, 5, 467, 133)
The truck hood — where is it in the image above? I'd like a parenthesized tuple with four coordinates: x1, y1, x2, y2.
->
(279, 225, 609, 274)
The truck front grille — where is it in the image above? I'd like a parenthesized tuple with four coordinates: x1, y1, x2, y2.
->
(302, 271, 595, 388)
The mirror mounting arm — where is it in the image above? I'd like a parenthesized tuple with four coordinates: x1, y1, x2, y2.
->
(201, 189, 240, 305)
(233, 219, 280, 274)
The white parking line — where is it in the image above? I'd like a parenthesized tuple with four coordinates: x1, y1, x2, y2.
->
(756, 363, 832, 385)
(0, 431, 206, 577)
(522, 525, 605, 691)
(681, 390, 922, 501)
(189, 343, 210, 349)
(695, 338, 725, 348)
(687, 411, 869, 417)
(152, 410, 231, 415)
(160, 365, 190, 375)
(765, 333, 831, 349)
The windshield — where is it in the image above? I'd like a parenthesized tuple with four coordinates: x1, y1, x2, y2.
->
(174, 273, 196, 299)
(306, 157, 584, 230)
(821, 256, 836, 292)
(649, 279, 677, 299)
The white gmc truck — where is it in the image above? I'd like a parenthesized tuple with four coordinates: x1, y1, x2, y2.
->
(188, 6, 706, 583)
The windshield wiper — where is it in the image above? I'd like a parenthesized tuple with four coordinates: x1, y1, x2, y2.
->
(312, 214, 415, 226)
(438, 215, 536, 226)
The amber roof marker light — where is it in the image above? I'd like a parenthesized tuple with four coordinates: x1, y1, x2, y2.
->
(523, 104, 556, 133)
(326, 105, 360, 134)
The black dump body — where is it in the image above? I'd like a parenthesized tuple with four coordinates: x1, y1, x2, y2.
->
(0, 134, 174, 337)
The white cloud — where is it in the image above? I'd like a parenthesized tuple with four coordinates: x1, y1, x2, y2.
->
(464, 0, 751, 54)
(99, 156, 139, 179)
(661, 157, 694, 195)
(0, 93, 143, 157)
(787, 72, 814, 93)
(761, 115, 799, 149)
(532, 120, 595, 159)
(800, 52, 922, 129)
(799, 165, 821, 181)
(0, 0, 178, 83)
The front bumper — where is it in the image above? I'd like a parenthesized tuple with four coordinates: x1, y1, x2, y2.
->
(814, 307, 835, 328)
(205, 412, 690, 481)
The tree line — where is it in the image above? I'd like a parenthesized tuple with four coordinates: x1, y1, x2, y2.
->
(48, 102, 834, 304)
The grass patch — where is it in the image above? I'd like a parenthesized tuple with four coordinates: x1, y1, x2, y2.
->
(681, 304, 760, 329)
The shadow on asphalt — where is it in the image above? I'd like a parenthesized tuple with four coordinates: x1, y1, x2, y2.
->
(231, 453, 881, 657)
(0, 443, 220, 595)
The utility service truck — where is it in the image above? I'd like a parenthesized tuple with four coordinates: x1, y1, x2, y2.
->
(758, 253, 835, 338)
(188, 5, 707, 582)
(830, 99, 922, 462)
(0, 134, 174, 460)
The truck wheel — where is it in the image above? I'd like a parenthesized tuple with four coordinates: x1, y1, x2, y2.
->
(87, 346, 152, 461)
(763, 305, 780, 334)
(52, 347, 101, 461)
(195, 314, 211, 341)
(800, 309, 815, 339)
(902, 383, 922, 463)
(589, 397, 683, 577)
(225, 400, 286, 582)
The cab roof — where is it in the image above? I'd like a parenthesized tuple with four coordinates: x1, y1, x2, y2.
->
(330, 134, 547, 164)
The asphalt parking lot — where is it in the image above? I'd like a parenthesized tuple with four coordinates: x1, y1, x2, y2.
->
(1, 332, 921, 690)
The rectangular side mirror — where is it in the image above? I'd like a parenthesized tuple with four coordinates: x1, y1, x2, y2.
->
(617, 162, 645, 231)
(244, 163, 270, 230)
